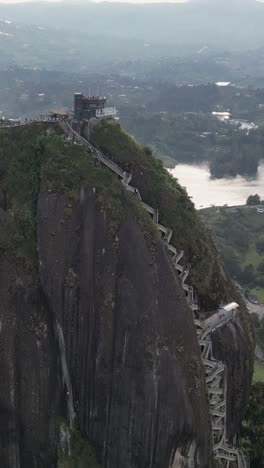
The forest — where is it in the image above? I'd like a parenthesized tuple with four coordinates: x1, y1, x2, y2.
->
(200, 204, 264, 303)
(122, 111, 264, 177)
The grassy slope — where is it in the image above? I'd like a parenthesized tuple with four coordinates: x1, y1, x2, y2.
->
(200, 205, 264, 303)
(91, 120, 240, 310)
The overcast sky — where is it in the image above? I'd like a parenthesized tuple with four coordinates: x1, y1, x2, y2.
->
(0, 0, 190, 3)
(0, 0, 263, 4)
(0, 0, 188, 3)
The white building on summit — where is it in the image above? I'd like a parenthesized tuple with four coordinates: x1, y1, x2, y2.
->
(74, 93, 117, 121)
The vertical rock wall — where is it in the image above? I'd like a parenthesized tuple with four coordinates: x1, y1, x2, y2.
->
(0, 258, 62, 468)
(38, 187, 213, 467)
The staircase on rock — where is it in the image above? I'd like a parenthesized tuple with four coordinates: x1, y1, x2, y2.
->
(58, 120, 247, 467)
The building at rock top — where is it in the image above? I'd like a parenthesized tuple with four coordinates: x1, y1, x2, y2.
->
(74, 93, 117, 120)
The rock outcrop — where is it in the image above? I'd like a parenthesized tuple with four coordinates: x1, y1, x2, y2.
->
(90, 119, 255, 443)
(0, 256, 62, 468)
(37, 187, 212, 467)
(0, 122, 254, 468)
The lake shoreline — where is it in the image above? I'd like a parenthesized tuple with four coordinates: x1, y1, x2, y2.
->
(169, 162, 264, 208)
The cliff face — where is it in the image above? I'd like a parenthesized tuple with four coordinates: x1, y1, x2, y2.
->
(0, 255, 62, 468)
(90, 120, 255, 438)
(0, 122, 254, 468)
(37, 186, 212, 467)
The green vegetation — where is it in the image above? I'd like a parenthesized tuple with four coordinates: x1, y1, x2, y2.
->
(0, 124, 52, 268)
(0, 123, 124, 271)
(208, 129, 264, 179)
(240, 382, 264, 467)
(91, 120, 236, 309)
(253, 360, 264, 383)
(58, 428, 99, 468)
(123, 111, 264, 177)
(251, 287, 264, 304)
(123, 112, 226, 166)
(42, 135, 124, 232)
(1, 117, 247, 310)
(246, 194, 262, 206)
(200, 205, 264, 303)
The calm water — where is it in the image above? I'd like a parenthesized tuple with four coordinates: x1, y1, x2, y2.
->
(169, 163, 264, 208)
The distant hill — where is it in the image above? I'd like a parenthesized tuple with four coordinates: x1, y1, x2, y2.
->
(1, 1, 264, 52)
(0, 16, 165, 71)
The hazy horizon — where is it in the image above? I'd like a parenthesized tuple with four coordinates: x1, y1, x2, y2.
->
(0, 0, 264, 4)
(0, 0, 209, 3)
(0, 0, 187, 3)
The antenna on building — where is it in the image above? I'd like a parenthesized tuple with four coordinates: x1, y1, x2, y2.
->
(97, 86, 99, 96)
(88, 87, 91, 97)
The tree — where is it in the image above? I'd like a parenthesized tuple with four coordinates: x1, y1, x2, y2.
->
(221, 246, 242, 277)
(239, 264, 256, 285)
(240, 383, 264, 467)
(257, 261, 264, 274)
(246, 194, 261, 206)
(256, 237, 264, 254)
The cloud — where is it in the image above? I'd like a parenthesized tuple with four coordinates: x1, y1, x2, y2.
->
(0, 0, 64, 3)
(0, 0, 187, 3)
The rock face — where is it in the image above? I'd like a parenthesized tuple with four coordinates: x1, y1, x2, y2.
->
(0, 256, 62, 468)
(0, 123, 254, 468)
(89, 120, 255, 450)
(213, 317, 253, 438)
(37, 187, 212, 467)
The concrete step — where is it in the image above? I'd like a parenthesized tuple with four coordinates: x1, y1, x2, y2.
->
(206, 367, 224, 383)
(212, 425, 224, 432)
(208, 387, 223, 396)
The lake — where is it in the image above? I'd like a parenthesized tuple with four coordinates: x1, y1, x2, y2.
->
(169, 163, 264, 208)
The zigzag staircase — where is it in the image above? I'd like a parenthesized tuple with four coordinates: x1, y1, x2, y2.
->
(60, 120, 247, 467)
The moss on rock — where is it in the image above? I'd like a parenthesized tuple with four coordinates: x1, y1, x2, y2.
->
(0, 123, 125, 272)
(58, 428, 99, 468)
